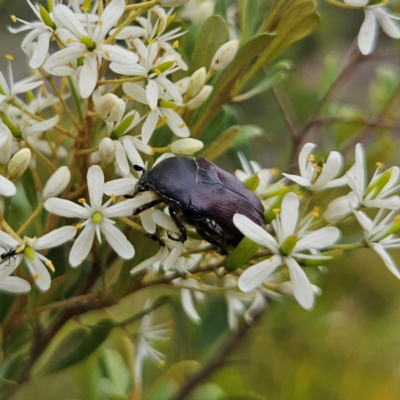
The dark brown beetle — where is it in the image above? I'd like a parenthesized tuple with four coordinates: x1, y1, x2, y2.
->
(127, 157, 265, 253)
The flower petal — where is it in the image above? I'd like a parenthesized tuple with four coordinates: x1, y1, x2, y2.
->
(97, 44, 139, 64)
(114, 140, 130, 176)
(281, 173, 311, 187)
(180, 289, 201, 324)
(358, 9, 378, 55)
(69, 223, 96, 267)
(30, 31, 52, 69)
(238, 255, 282, 292)
(92, 0, 126, 43)
(44, 198, 91, 219)
(79, 53, 98, 99)
(104, 177, 138, 196)
(312, 151, 343, 191)
(323, 195, 352, 223)
(0, 175, 16, 197)
(0, 276, 31, 293)
(101, 218, 135, 259)
(370, 242, 400, 279)
(298, 142, 315, 180)
(162, 108, 190, 138)
(103, 198, 143, 218)
(34, 226, 77, 250)
(141, 110, 159, 144)
(285, 256, 314, 310)
(374, 8, 400, 39)
(25, 253, 51, 291)
(233, 213, 279, 252)
(280, 192, 299, 239)
(295, 227, 341, 252)
(87, 165, 104, 210)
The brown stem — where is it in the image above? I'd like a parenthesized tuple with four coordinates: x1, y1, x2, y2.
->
(171, 308, 265, 400)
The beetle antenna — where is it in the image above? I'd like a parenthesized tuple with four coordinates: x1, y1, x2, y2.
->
(134, 165, 145, 172)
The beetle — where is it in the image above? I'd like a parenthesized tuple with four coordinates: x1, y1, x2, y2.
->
(126, 156, 265, 253)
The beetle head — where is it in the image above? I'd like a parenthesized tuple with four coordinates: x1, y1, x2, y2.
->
(131, 165, 151, 197)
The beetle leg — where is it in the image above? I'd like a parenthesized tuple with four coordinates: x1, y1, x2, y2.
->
(133, 199, 163, 215)
(169, 207, 187, 242)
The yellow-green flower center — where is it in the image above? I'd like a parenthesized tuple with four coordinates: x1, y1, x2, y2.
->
(92, 212, 103, 223)
(24, 246, 35, 261)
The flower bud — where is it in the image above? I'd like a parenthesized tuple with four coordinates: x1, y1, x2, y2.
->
(0, 175, 16, 197)
(0, 123, 13, 164)
(170, 138, 204, 155)
(99, 137, 116, 163)
(7, 148, 31, 180)
(185, 85, 212, 110)
(211, 40, 239, 72)
(96, 93, 126, 122)
(159, 0, 190, 6)
(43, 166, 71, 199)
(186, 67, 206, 99)
(279, 234, 297, 256)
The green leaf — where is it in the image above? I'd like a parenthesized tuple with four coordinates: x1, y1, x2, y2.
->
(189, 383, 225, 400)
(192, 33, 272, 137)
(238, 0, 320, 91)
(226, 237, 260, 271)
(22, 167, 38, 210)
(0, 378, 18, 397)
(189, 15, 229, 73)
(213, 0, 228, 20)
(44, 319, 113, 374)
(239, 0, 260, 42)
(231, 125, 264, 148)
(199, 126, 240, 160)
(243, 174, 260, 191)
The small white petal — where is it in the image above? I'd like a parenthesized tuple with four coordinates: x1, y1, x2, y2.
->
(323, 195, 352, 223)
(152, 209, 179, 232)
(114, 140, 130, 176)
(104, 177, 138, 196)
(25, 254, 51, 291)
(44, 198, 91, 219)
(0, 231, 20, 247)
(122, 137, 145, 168)
(298, 143, 315, 179)
(280, 193, 299, 239)
(364, 196, 400, 209)
(370, 243, 400, 279)
(374, 8, 400, 39)
(141, 110, 159, 144)
(312, 151, 343, 191)
(92, 0, 126, 43)
(146, 80, 159, 111)
(101, 218, 135, 259)
(79, 53, 98, 99)
(343, 0, 368, 6)
(97, 44, 139, 64)
(180, 289, 201, 323)
(109, 62, 147, 76)
(34, 226, 77, 250)
(88, 165, 104, 210)
(282, 173, 311, 187)
(103, 198, 141, 218)
(285, 256, 314, 310)
(162, 108, 190, 138)
(141, 209, 156, 234)
(0, 276, 31, 293)
(30, 31, 52, 69)
(233, 214, 278, 252)
(295, 227, 341, 252)
(238, 255, 282, 292)
(69, 223, 96, 267)
(122, 82, 148, 104)
(358, 9, 378, 55)
(0, 175, 17, 197)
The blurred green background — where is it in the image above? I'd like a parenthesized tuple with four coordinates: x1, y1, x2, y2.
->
(2, 0, 400, 399)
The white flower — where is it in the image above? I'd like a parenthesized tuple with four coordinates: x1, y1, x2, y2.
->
(210, 40, 239, 71)
(352, 204, 400, 279)
(123, 82, 189, 144)
(44, 165, 137, 267)
(0, 226, 77, 291)
(43, 166, 71, 199)
(233, 192, 341, 310)
(0, 122, 13, 164)
(282, 143, 344, 192)
(0, 176, 16, 197)
(9, 0, 56, 68)
(0, 59, 43, 105)
(344, 0, 400, 55)
(324, 143, 400, 222)
(44, 0, 139, 98)
(135, 304, 170, 385)
(95, 93, 126, 123)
